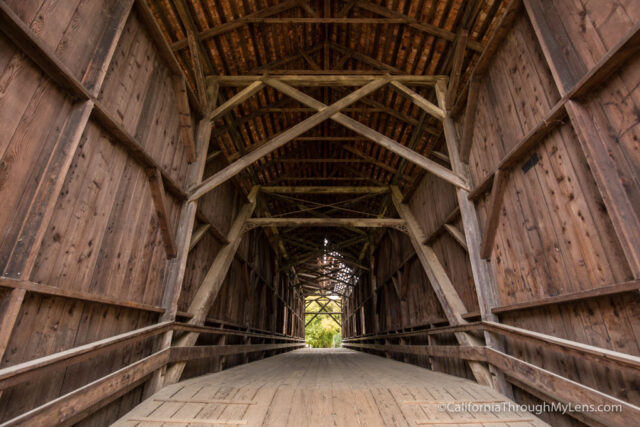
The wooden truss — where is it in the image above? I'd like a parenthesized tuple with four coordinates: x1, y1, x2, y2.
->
(188, 74, 469, 201)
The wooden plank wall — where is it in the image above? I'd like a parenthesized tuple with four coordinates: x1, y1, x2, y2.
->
(0, 1, 185, 422)
(344, 2, 640, 425)
(0, 1, 302, 424)
(466, 5, 640, 424)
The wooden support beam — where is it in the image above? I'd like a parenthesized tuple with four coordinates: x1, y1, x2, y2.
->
(337, 0, 358, 17)
(189, 224, 211, 251)
(265, 79, 469, 190)
(451, 0, 522, 118)
(447, 30, 469, 108)
(190, 78, 388, 200)
(466, 101, 566, 201)
(136, 0, 202, 114)
(172, 1, 299, 50)
(492, 279, 640, 315)
(147, 86, 217, 393)
(328, 41, 404, 74)
(356, 1, 483, 52)
(246, 218, 406, 229)
(186, 29, 208, 109)
(147, 168, 178, 258)
(0, 277, 164, 315)
(459, 77, 480, 163)
(389, 80, 445, 120)
(172, 76, 197, 163)
(342, 146, 408, 179)
(0, 322, 171, 390)
(0, 1, 90, 100)
(299, 48, 321, 70)
(479, 169, 509, 259)
(390, 186, 492, 386)
(169, 343, 304, 363)
(194, 17, 435, 24)
(566, 20, 640, 101)
(0, 288, 26, 367)
(91, 102, 187, 200)
(163, 187, 259, 385)
(487, 349, 640, 426)
(436, 81, 512, 396)
(187, 187, 259, 325)
(5, 350, 170, 426)
(261, 186, 388, 194)
(210, 74, 445, 87)
(424, 207, 460, 245)
(565, 102, 640, 276)
(209, 80, 264, 122)
(443, 224, 468, 252)
(296, 0, 318, 17)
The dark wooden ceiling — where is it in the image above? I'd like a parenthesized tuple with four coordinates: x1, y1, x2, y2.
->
(149, 0, 511, 296)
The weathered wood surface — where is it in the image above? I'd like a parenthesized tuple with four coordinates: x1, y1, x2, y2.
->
(116, 349, 545, 427)
(0, 1, 302, 424)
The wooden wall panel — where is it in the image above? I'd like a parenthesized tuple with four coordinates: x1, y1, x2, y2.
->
(97, 10, 191, 188)
(468, 15, 560, 179)
(179, 231, 223, 313)
(0, 1, 190, 423)
(462, 1, 640, 419)
(500, 293, 640, 405)
(0, 293, 156, 421)
(408, 167, 458, 237)
(468, 14, 633, 304)
(4, 0, 116, 81)
(408, 173, 478, 314)
(0, 36, 73, 274)
(373, 227, 451, 332)
(581, 54, 640, 246)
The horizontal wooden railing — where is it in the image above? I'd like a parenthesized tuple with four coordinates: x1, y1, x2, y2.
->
(343, 321, 640, 426)
(0, 322, 304, 426)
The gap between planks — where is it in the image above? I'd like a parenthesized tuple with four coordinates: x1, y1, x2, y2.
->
(126, 417, 247, 425)
(153, 398, 257, 405)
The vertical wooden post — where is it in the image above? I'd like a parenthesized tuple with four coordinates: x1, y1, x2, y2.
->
(391, 186, 492, 387)
(172, 76, 197, 163)
(147, 168, 178, 258)
(162, 187, 258, 385)
(369, 240, 379, 334)
(144, 81, 217, 396)
(480, 169, 510, 259)
(435, 81, 512, 396)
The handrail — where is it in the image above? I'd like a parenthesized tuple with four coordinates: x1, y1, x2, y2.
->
(0, 322, 303, 392)
(343, 320, 640, 375)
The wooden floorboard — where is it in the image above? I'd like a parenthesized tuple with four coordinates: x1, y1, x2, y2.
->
(115, 348, 547, 426)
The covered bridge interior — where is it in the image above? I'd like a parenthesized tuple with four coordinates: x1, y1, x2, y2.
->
(0, 0, 638, 425)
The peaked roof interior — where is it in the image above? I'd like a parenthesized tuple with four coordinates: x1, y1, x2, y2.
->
(149, 0, 511, 297)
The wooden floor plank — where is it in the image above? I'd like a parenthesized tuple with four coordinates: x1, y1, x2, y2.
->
(115, 349, 547, 426)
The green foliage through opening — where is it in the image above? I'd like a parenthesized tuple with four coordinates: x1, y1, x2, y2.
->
(305, 298, 342, 348)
